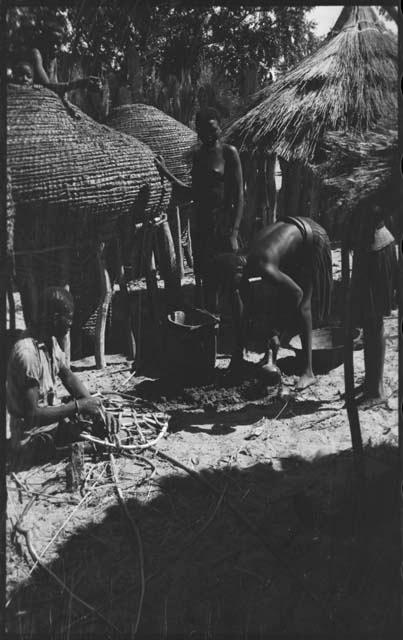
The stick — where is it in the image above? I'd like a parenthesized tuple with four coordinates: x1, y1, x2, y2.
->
(24, 462, 108, 580)
(80, 420, 168, 451)
(14, 522, 121, 634)
(341, 232, 366, 491)
(109, 453, 145, 637)
(152, 447, 347, 632)
(95, 241, 113, 370)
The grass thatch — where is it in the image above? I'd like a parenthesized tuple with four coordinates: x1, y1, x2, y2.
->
(317, 126, 398, 212)
(225, 6, 397, 162)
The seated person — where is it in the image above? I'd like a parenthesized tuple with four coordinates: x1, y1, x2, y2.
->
(7, 286, 115, 458)
(212, 216, 333, 391)
(11, 59, 101, 96)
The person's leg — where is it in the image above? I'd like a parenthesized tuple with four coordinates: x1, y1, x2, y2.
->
(296, 278, 315, 390)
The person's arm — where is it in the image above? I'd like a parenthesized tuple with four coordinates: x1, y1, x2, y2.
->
(59, 365, 91, 399)
(262, 263, 303, 308)
(31, 48, 50, 84)
(227, 146, 244, 252)
(22, 384, 104, 429)
(45, 76, 102, 98)
(154, 155, 193, 203)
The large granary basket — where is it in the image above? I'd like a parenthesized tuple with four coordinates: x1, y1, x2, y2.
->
(108, 103, 197, 187)
(7, 85, 172, 332)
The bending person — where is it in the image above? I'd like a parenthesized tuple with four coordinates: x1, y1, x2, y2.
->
(215, 216, 332, 391)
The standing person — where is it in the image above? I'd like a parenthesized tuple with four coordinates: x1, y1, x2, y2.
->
(349, 200, 397, 402)
(213, 216, 332, 391)
(7, 287, 116, 460)
(154, 107, 244, 310)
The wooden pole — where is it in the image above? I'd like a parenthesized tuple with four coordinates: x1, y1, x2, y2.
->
(144, 229, 163, 364)
(341, 226, 366, 505)
(266, 153, 277, 225)
(117, 238, 136, 362)
(94, 241, 112, 370)
(7, 284, 15, 333)
(60, 248, 71, 367)
(156, 219, 182, 309)
(17, 252, 39, 330)
(169, 204, 184, 280)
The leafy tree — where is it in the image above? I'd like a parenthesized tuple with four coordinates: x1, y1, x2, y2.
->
(7, 3, 320, 121)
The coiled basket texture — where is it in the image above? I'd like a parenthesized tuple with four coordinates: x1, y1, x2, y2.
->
(7, 85, 171, 332)
(108, 103, 197, 187)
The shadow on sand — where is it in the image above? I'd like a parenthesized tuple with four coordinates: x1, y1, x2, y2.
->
(6, 442, 400, 639)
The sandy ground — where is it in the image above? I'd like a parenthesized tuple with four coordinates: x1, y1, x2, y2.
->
(5, 249, 400, 638)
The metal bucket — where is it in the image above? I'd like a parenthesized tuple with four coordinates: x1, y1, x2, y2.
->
(165, 308, 220, 380)
(289, 326, 361, 372)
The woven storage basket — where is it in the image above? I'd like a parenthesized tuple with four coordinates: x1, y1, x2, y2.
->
(7, 85, 172, 332)
(108, 104, 197, 186)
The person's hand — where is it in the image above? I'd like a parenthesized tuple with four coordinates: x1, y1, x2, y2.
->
(154, 154, 167, 175)
(77, 396, 104, 418)
(228, 231, 239, 253)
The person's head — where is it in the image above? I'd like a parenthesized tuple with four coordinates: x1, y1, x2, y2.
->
(195, 107, 222, 147)
(210, 252, 248, 293)
(13, 62, 34, 87)
(37, 287, 74, 341)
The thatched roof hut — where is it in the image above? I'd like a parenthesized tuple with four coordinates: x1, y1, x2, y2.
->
(226, 6, 397, 162)
(107, 104, 197, 186)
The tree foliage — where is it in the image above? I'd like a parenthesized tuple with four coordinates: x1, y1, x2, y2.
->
(7, 2, 320, 120)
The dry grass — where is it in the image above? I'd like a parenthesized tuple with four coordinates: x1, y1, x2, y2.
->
(317, 125, 398, 215)
(225, 6, 397, 162)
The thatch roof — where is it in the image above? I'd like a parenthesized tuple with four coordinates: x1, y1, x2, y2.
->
(225, 6, 397, 162)
(108, 104, 197, 186)
(316, 125, 399, 214)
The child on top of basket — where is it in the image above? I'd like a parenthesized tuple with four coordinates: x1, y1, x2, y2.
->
(212, 217, 333, 391)
(154, 107, 244, 310)
(349, 198, 398, 402)
(7, 287, 117, 464)
(12, 59, 101, 96)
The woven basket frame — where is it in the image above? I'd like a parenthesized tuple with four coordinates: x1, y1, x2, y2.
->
(108, 103, 197, 186)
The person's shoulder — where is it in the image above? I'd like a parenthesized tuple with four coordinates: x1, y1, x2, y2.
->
(223, 143, 240, 156)
(223, 143, 241, 164)
(8, 335, 37, 368)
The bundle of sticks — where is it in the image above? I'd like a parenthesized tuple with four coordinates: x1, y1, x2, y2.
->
(80, 392, 170, 454)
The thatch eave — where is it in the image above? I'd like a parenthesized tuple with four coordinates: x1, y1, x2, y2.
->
(225, 5, 397, 164)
